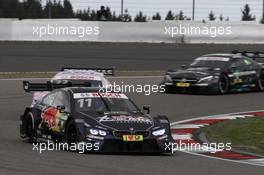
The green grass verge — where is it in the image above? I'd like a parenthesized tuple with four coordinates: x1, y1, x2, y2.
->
(0, 71, 165, 79)
(197, 117, 264, 156)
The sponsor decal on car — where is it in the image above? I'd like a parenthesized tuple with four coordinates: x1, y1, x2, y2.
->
(40, 107, 68, 132)
(53, 75, 102, 81)
(97, 115, 152, 124)
(229, 70, 256, 77)
(73, 93, 128, 99)
(233, 77, 243, 84)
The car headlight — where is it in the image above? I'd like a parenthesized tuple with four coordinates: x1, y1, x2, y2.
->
(164, 75, 172, 82)
(89, 128, 107, 136)
(99, 130, 107, 136)
(89, 129, 99, 135)
(198, 76, 214, 83)
(152, 128, 166, 136)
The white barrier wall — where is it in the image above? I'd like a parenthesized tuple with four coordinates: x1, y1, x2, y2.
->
(0, 19, 13, 40)
(0, 19, 264, 43)
(11, 19, 99, 41)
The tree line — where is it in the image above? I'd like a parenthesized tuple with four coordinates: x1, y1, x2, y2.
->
(0, 0, 262, 23)
(0, 0, 74, 19)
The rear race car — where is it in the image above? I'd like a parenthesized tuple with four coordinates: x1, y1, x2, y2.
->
(161, 51, 264, 94)
(20, 81, 174, 154)
(32, 67, 114, 105)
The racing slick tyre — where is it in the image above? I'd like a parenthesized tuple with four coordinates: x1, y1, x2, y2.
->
(164, 85, 174, 93)
(65, 120, 84, 153)
(217, 74, 229, 94)
(20, 112, 36, 143)
(256, 72, 264, 91)
(66, 120, 80, 144)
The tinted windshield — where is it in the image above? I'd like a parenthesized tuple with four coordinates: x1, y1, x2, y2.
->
(74, 93, 140, 114)
(189, 57, 229, 69)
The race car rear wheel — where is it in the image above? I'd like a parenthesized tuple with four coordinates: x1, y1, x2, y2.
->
(164, 85, 173, 93)
(217, 74, 229, 94)
(21, 112, 36, 143)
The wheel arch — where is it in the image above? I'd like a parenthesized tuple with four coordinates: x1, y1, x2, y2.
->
(221, 72, 229, 80)
(260, 68, 264, 79)
(153, 115, 171, 130)
(21, 108, 34, 127)
(63, 116, 75, 135)
(21, 107, 42, 131)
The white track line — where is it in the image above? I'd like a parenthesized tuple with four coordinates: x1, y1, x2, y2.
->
(211, 115, 251, 120)
(172, 134, 192, 140)
(171, 124, 207, 129)
(243, 158, 264, 166)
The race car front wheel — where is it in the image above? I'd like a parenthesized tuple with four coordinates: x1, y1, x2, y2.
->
(65, 120, 87, 153)
(65, 120, 79, 144)
(217, 74, 229, 94)
(257, 74, 264, 91)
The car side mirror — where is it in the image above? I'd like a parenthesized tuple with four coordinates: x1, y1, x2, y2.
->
(181, 65, 186, 69)
(143, 106, 150, 114)
(57, 105, 66, 113)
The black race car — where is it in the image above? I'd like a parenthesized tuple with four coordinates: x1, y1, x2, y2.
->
(20, 81, 173, 154)
(161, 51, 264, 94)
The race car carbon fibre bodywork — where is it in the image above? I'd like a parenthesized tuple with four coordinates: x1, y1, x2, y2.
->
(161, 51, 264, 94)
(20, 82, 174, 154)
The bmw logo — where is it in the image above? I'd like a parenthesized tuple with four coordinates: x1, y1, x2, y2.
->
(181, 78, 187, 82)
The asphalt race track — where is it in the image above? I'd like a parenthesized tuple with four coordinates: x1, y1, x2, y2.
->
(0, 41, 263, 71)
(0, 77, 264, 175)
(0, 42, 264, 175)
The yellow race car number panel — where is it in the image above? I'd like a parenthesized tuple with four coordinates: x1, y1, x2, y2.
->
(123, 135, 143, 142)
(176, 82, 190, 87)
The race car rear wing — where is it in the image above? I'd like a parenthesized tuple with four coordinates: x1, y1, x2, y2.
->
(23, 81, 91, 92)
(61, 67, 115, 76)
(232, 50, 264, 60)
